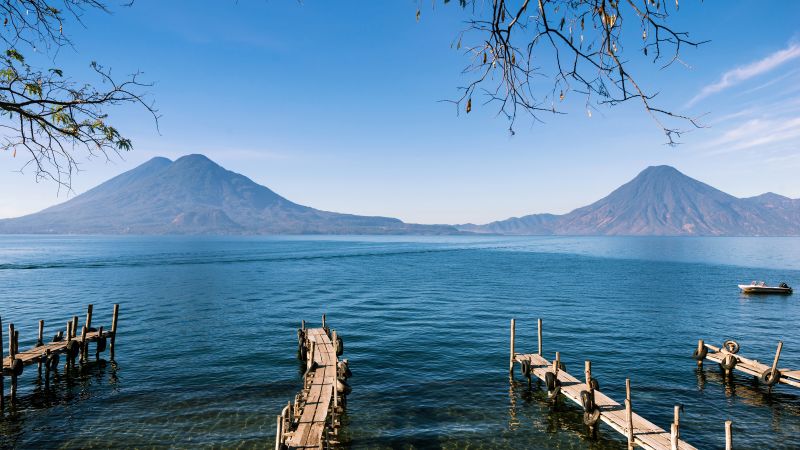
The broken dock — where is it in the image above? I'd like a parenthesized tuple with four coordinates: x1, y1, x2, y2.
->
(693, 339, 800, 390)
(510, 318, 702, 450)
(275, 315, 350, 450)
(1, 304, 120, 411)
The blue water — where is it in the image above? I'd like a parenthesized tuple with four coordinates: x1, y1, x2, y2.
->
(1, 235, 800, 449)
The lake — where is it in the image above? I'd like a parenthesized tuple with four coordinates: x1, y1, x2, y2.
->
(1, 235, 799, 449)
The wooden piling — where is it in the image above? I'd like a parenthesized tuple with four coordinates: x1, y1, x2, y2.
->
(585, 360, 592, 391)
(86, 304, 93, 331)
(509, 318, 516, 376)
(696, 339, 704, 367)
(110, 304, 119, 360)
(37, 320, 44, 376)
(9, 324, 17, 399)
(96, 326, 103, 359)
(671, 423, 678, 450)
(44, 349, 52, 388)
(554, 351, 561, 377)
(80, 325, 88, 363)
(725, 420, 732, 450)
(674, 405, 681, 446)
(626, 378, 634, 450)
(771, 341, 783, 375)
(13, 330, 19, 355)
(275, 414, 283, 450)
(72, 316, 78, 339)
(321, 314, 326, 330)
(537, 318, 543, 356)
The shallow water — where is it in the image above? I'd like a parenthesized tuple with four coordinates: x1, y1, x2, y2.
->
(1, 235, 799, 449)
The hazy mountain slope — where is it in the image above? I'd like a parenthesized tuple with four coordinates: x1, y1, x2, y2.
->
(460, 166, 800, 236)
(0, 154, 458, 235)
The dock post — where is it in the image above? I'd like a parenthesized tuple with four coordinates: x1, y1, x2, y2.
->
(625, 379, 634, 450)
(1, 316, 4, 412)
(66, 321, 72, 369)
(725, 420, 732, 450)
(301, 320, 306, 331)
(80, 325, 88, 363)
(9, 323, 17, 399)
(72, 316, 78, 339)
(110, 304, 120, 361)
(584, 360, 592, 390)
(275, 414, 283, 450)
(537, 318, 542, 356)
(672, 405, 681, 449)
(509, 319, 516, 377)
(770, 341, 783, 376)
(696, 340, 704, 368)
(308, 341, 316, 371)
(37, 320, 44, 377)
(44, 349, 51, 388)
(85, 304, 93, 331)
(321, 314, 326, 330)
(554, 352, 561, 376)
(96, 326, 103, 359)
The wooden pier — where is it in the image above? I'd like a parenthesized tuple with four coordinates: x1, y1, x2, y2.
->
(693, 339, 800, 390)
(1, 304, 120, 411)
(511, 318, 700, 450)
(276, 315, 350, 450)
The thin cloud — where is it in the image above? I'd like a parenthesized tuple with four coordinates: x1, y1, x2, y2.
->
(688, 43, 800, 107)
(703, 116, 800, 154)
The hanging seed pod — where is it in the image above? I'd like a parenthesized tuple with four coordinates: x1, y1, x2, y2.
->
(416, 9, 420, 22)
(483, 52, 487, 64)
(559, 91, 565, 101)
(466, 98, 472, 113)
(643, 29, 647, 40)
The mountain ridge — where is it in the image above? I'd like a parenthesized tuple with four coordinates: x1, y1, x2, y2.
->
(0, 154, 459, 235)
(461, 165, 800, 236)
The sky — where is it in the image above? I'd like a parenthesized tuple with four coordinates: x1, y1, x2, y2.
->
(1, 1, 800, 224)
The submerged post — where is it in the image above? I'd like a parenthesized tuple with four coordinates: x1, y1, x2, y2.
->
(110, 304, 120, 361)
(537, 318, 543, 356)
(509, 318, 516, 376)
(725, 420, 732, 450)
(626, 378, 634, 450)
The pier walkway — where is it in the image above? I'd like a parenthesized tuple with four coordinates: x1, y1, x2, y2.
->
(276, 316, 349, 450)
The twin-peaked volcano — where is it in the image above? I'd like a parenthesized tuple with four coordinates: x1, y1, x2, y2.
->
(460, 166, 800, 236)
(0, 154, 458, 235)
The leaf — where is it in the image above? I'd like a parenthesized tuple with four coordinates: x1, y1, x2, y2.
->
(559, 90, 564, 101)
(642, 29, 647, 40)
(466, 98, 472, 113)
(416, 9, 420, 22)
(483, 52, 487, 64)
(559, 17, 565, 31)
(6, 49, 24, 63)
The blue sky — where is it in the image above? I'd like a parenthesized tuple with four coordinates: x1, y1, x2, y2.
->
(2, 1, 800, 224)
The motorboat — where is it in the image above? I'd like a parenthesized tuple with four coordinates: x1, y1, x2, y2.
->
(738, 281, 793, 295)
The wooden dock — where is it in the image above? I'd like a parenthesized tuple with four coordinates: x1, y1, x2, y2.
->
(1, 304, 120, 411)
(276, 315, 350, 450)
(511, 319, 702, 450)
(693, 339, 800, 390)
